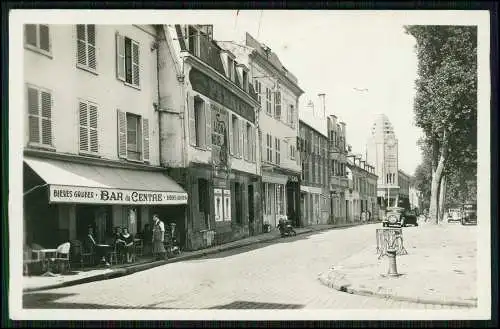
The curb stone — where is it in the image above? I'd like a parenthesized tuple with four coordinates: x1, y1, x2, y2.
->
(317, 270, 478, 308)
(24, 223, 364, 293)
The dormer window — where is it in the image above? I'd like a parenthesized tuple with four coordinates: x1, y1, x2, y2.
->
(227, 57, 235, 82)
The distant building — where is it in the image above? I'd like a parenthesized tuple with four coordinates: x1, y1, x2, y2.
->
(366, 114, 399, 209)
(298, 120, 329, 226)
(397, 170, 411, 209)
(346, 155, 378, 222)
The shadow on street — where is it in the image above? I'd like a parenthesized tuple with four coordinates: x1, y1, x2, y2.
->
(208, 300, 304, 309)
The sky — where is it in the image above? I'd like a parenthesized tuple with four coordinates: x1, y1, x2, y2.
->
(212, 10, 423, 175)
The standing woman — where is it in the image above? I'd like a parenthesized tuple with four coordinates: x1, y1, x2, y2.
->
(152, 214, 167, 260)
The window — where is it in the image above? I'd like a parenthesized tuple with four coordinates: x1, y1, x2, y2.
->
(275, 138, 281, 165)
(27, 85, 52, 147)
(116, 33, 140, 87)
(117, 110, 150, 162)
(276, 185, 284, 215)
(231, 115, 239, 156)
(254, 80, 262, 104)
(288, 104, 295, 127)
(227, 57, 235, 82)
(290, 144, 296, 160)
(198, 178, 210, 229)
(266, 88, 272, 115)
(78, 100, 98, 154)
(189, 96, 211, 149)
(24, 24, 50, 55)
(274, 91, 281, 119)
(301, 160, 305, 180)
(266, 133, 273, 163)
(246, 123, 253, 162)
(76, 25, 96, 71)
(188, 26, 200, 56)
(263, 183, 268, 215)
(242, 70, 248, 91)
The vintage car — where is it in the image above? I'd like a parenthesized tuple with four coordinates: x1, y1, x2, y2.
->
(461, 203, 477, 225)
(382, 207, 418, 227)
(447, 208, 463, 223)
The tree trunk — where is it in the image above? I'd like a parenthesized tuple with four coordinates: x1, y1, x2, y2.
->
(429, 133, 448, 224)
(438, 175, 447, 221)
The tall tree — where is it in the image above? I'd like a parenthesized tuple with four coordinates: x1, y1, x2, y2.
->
(404, 25, 477, 224)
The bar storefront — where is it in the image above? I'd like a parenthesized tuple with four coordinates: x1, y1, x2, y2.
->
(23, 156, 188, 250)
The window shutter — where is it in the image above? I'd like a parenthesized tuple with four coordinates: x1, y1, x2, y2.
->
(228, 116, 233, 155)
(87, 25, 96, 70)
(188, 95, 196, 146)
(116, 33, 125, 81)
(39, 25, 50, 52)
(117, 109, 127, 158)
(251, 126, 255, 162)
(79, 101, 89, 151)
(40, 91, 52, 145)
(142, 118, 150, 162)
(242, 123, 247, 160)
(76, 25, 87, 66)
(132, 41, 140, 86)
(239, 119, 244, 158)
(27, 87, 40, 143)
(89, 104, 98, 153)
(205, 103, 211, 149)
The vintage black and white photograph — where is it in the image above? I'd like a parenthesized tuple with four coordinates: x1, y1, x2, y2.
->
(8, 9, 491, 321)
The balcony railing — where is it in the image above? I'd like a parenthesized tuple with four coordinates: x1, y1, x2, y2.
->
(330, 175, 349, 189)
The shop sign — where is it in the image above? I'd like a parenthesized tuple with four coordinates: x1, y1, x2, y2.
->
(190, 68, 255, 123)
(49, 185, 188, 205)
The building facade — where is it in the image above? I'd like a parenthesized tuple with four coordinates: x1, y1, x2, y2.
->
(366, 114, 399, 210)
(218, 33, 304, 229)
(160, 25, 262, 250)
(298, 120, 330, 226)
(345, 155, 377, 222)
(23, 24, 189, 249)
(327, 115, 349, 224)
(397, 169, 411, 209)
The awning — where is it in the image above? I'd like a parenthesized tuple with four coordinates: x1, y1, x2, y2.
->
(24, 156, 188, 205)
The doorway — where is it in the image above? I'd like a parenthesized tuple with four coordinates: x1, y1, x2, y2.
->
(248, 184, 254, 235)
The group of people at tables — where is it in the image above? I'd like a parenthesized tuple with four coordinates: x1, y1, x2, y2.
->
(83, 214, 179, 267)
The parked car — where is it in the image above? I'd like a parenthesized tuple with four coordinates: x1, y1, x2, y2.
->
(461, 203, 477, 225)
(382, 207, 418, 227)
(447, 208, 462, 223)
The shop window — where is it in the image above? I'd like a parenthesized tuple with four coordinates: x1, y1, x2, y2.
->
(78, 100, 99, 154)
(27, 85, 53, 148)
(76, 24, 96, 72)
(25, 24, 51, 55)
(116, 33, 140, 87)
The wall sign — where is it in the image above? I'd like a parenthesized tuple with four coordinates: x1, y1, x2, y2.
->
(190, 68, 255, 123)
(49, 185, 188, 205)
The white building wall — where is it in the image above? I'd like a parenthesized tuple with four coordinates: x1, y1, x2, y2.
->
(24, 24, 160, 165)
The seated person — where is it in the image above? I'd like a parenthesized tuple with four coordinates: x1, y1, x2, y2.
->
(84, 226, 110, 266)
(120, 227, 134, 263)
(113, 227, 126, 257)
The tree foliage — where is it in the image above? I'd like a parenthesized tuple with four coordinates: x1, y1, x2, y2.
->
(404, 25, 477, 222)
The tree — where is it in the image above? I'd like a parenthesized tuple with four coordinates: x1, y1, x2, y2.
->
(404, 25, 477, 224)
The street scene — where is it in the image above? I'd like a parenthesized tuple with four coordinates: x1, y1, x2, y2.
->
(10, 9, 489, 320)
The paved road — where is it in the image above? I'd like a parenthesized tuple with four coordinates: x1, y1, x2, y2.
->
(23, 224, 463, 310)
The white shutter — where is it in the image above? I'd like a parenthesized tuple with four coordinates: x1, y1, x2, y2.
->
(76, 25, 87, 66)
(205, 103, 211, 149)
(27, 87, 40, 144)
(242, 122, 247, 161)
(116, 33, 125, 81)
(228, 115, 233, 155)
(89, 103, 98, 153)
(117, 109, 127, 158)
(132, 40, 140, 86)
(239, 119, 244, 158)
(40, 91, 52, 146)
(188, 95, 196, 146)
(87, 25, 96, 70)
(142, 118, 150, 162)
(79, 101, 89, 151)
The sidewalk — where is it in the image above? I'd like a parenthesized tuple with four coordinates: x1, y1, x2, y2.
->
(318, 220, 478, 307)
(23, 221, 366, 293)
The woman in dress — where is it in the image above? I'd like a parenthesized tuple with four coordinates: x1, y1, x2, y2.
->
(120, 227, 135, 263)
(152, 214, 167, 260)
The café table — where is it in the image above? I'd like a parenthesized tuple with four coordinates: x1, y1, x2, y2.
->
(31, 249, 58, 276)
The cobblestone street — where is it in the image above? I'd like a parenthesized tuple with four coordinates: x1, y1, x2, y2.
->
(23, 224, 469, 310)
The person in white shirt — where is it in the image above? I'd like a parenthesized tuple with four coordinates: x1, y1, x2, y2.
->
(152, 214, 167, 260)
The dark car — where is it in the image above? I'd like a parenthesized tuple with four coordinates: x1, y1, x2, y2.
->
(461, 203, 477, 225)
(382, 207, 418, 227)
